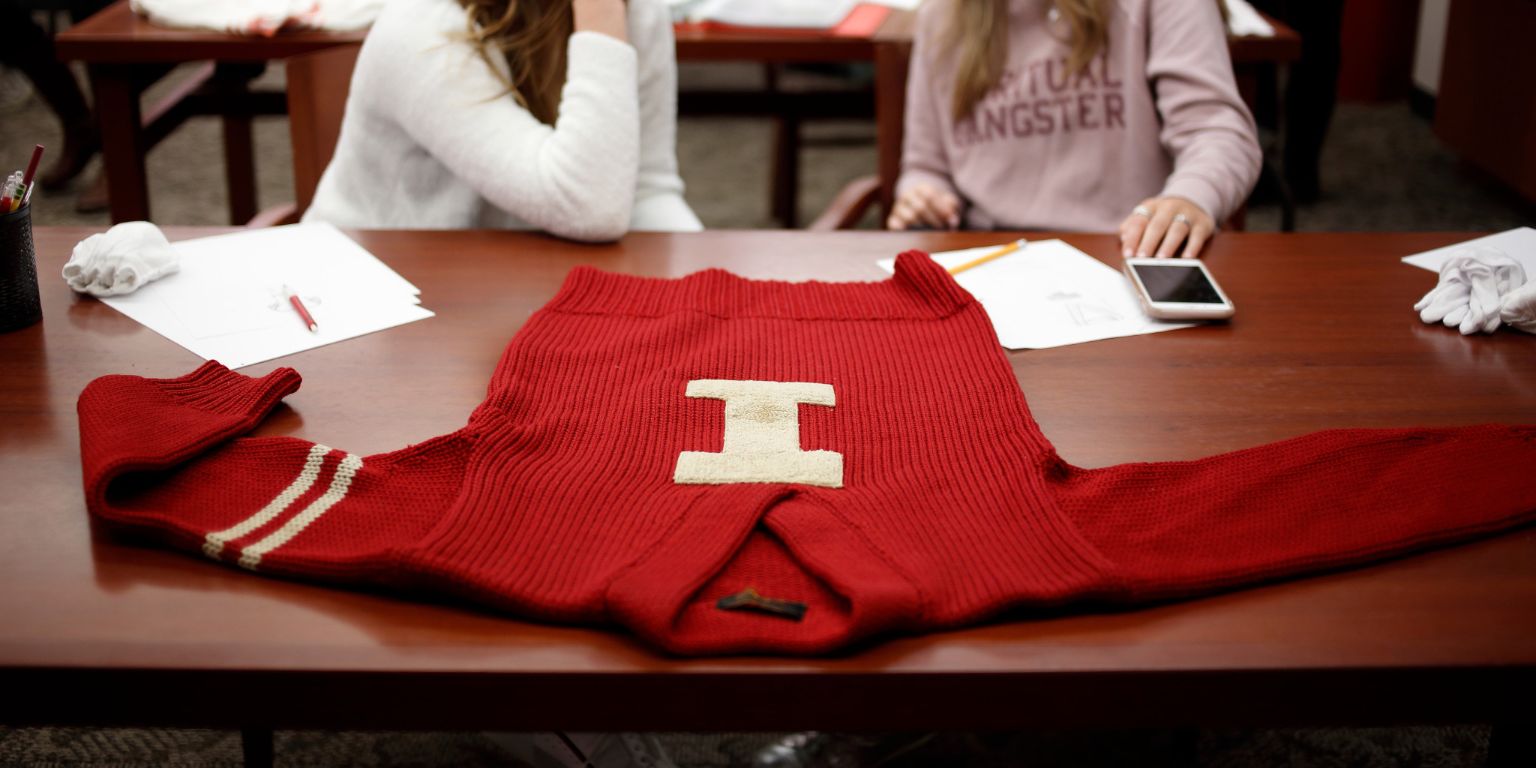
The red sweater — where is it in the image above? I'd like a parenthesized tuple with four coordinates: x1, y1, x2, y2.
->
(78, 252, 1536, 655)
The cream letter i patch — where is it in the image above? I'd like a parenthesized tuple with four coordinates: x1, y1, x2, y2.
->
(673, 379, 842, 488)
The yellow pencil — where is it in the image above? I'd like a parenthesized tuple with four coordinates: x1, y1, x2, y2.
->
(946, 239, 1024, 275)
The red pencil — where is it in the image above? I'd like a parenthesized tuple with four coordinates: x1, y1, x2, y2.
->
(288, 293, 318, 332)
(17, 144, 43, 208)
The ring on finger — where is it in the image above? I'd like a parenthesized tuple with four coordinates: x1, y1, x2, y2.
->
(1172, 213, 1190, 225)
(1132, 205, 1152, 218)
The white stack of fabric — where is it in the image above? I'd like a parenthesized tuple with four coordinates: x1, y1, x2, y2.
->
(1224, 0, 1276, 37)
(129, 0, 383, 36)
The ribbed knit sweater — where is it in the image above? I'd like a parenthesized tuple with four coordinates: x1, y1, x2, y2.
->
(78, 253, 1536, 655)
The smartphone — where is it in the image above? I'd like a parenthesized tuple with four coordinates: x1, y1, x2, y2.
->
(1122, 258, 1236, 320)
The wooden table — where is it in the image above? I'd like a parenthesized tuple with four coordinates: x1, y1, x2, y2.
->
(3, 230, 1534, 761)
(53, 0, 365, 225)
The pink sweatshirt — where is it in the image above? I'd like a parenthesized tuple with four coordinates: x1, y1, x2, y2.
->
(898, 0, 1262, 231)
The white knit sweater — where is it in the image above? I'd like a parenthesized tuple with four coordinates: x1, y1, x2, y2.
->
(303, 0, 701, 240)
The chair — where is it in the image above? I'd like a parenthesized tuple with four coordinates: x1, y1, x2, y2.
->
(677, 61, 878, 229)
(23, 0, 109, 36)
(803, 40, 902, 232)
(807, 175, 881, 230)
(247, 43, 360, 227)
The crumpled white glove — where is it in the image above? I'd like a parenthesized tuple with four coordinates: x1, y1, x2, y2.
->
(1413, 247, 1526, 335)
(63, 221, 180, 297)
(1501, 274, 1536, 334)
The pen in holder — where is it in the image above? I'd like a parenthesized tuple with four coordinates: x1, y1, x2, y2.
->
(0, 204, 42, 333)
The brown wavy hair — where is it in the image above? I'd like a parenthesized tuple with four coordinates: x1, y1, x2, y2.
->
(456, 0, 574, 125)
(946, 0, 1109, 121)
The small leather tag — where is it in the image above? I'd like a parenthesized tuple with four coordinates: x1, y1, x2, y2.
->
(716, 587, 808, 621)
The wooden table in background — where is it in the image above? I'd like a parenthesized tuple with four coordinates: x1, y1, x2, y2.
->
(53, 0, 365, 225)
(2, 231, 1533, 763)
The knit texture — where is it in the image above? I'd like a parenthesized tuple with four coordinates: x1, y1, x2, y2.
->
(78, 253, 1536, 655)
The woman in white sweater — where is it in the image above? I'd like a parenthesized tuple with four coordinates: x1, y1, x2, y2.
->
(304, 0, 702, 240)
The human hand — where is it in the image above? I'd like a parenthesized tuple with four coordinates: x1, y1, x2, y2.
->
(574, 0, 627, 42)
(887, 183, 961, 231)
(1119, 196, 1215, 260)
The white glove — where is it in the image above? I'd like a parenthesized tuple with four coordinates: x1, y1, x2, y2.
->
(1414, 260, 1472, 327)
(63, 221, 180, 297)
(1501, 274, 1536, 334)
(1413, 248, 1526, 335)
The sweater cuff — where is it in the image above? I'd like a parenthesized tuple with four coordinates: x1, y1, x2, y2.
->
(631, 191, 703, 232)
(150, 361, 303, 419)
(896, 169, 959, 201)
(1159, 175, 1224, 228)
(77, 362, 303, 516)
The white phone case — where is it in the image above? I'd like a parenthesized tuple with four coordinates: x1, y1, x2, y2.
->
(1122, 259, 1236, 320)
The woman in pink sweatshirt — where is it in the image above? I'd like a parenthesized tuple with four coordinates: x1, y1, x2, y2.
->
(890, 0, 1261, 260)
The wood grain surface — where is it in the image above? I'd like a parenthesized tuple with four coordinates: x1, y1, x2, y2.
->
(2, 229, 1532, 731)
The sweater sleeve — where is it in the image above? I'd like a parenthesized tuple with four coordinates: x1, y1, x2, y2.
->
(629, 0, 703, 232)
(78, 362, 473, 582)
(1145, 0, 1262, 224)
(895, 13, 963, 207)
(1049, 424, 1536, 600)
(380, 6, 641, 242)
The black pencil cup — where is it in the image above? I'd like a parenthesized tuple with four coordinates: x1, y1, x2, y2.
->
(0, 204, 42, 333)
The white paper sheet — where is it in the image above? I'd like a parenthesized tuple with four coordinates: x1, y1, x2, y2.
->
(100, 223, 433, 369)
(1401, 227, 1536, 282)
(1224, 0, 1275, 37)
(688, 0, 858, 28)
(879, 239, 1195, 350)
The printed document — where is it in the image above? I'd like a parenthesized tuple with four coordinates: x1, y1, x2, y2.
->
(879, 239, 1194, 349)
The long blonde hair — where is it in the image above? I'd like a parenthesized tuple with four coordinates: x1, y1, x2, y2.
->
(946, 0, 1109, 122)
(457, 0, 574, 125)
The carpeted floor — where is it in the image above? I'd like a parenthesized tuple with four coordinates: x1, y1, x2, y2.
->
(0, 726, 1502, 767)
(1, 26, 1529, 768)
